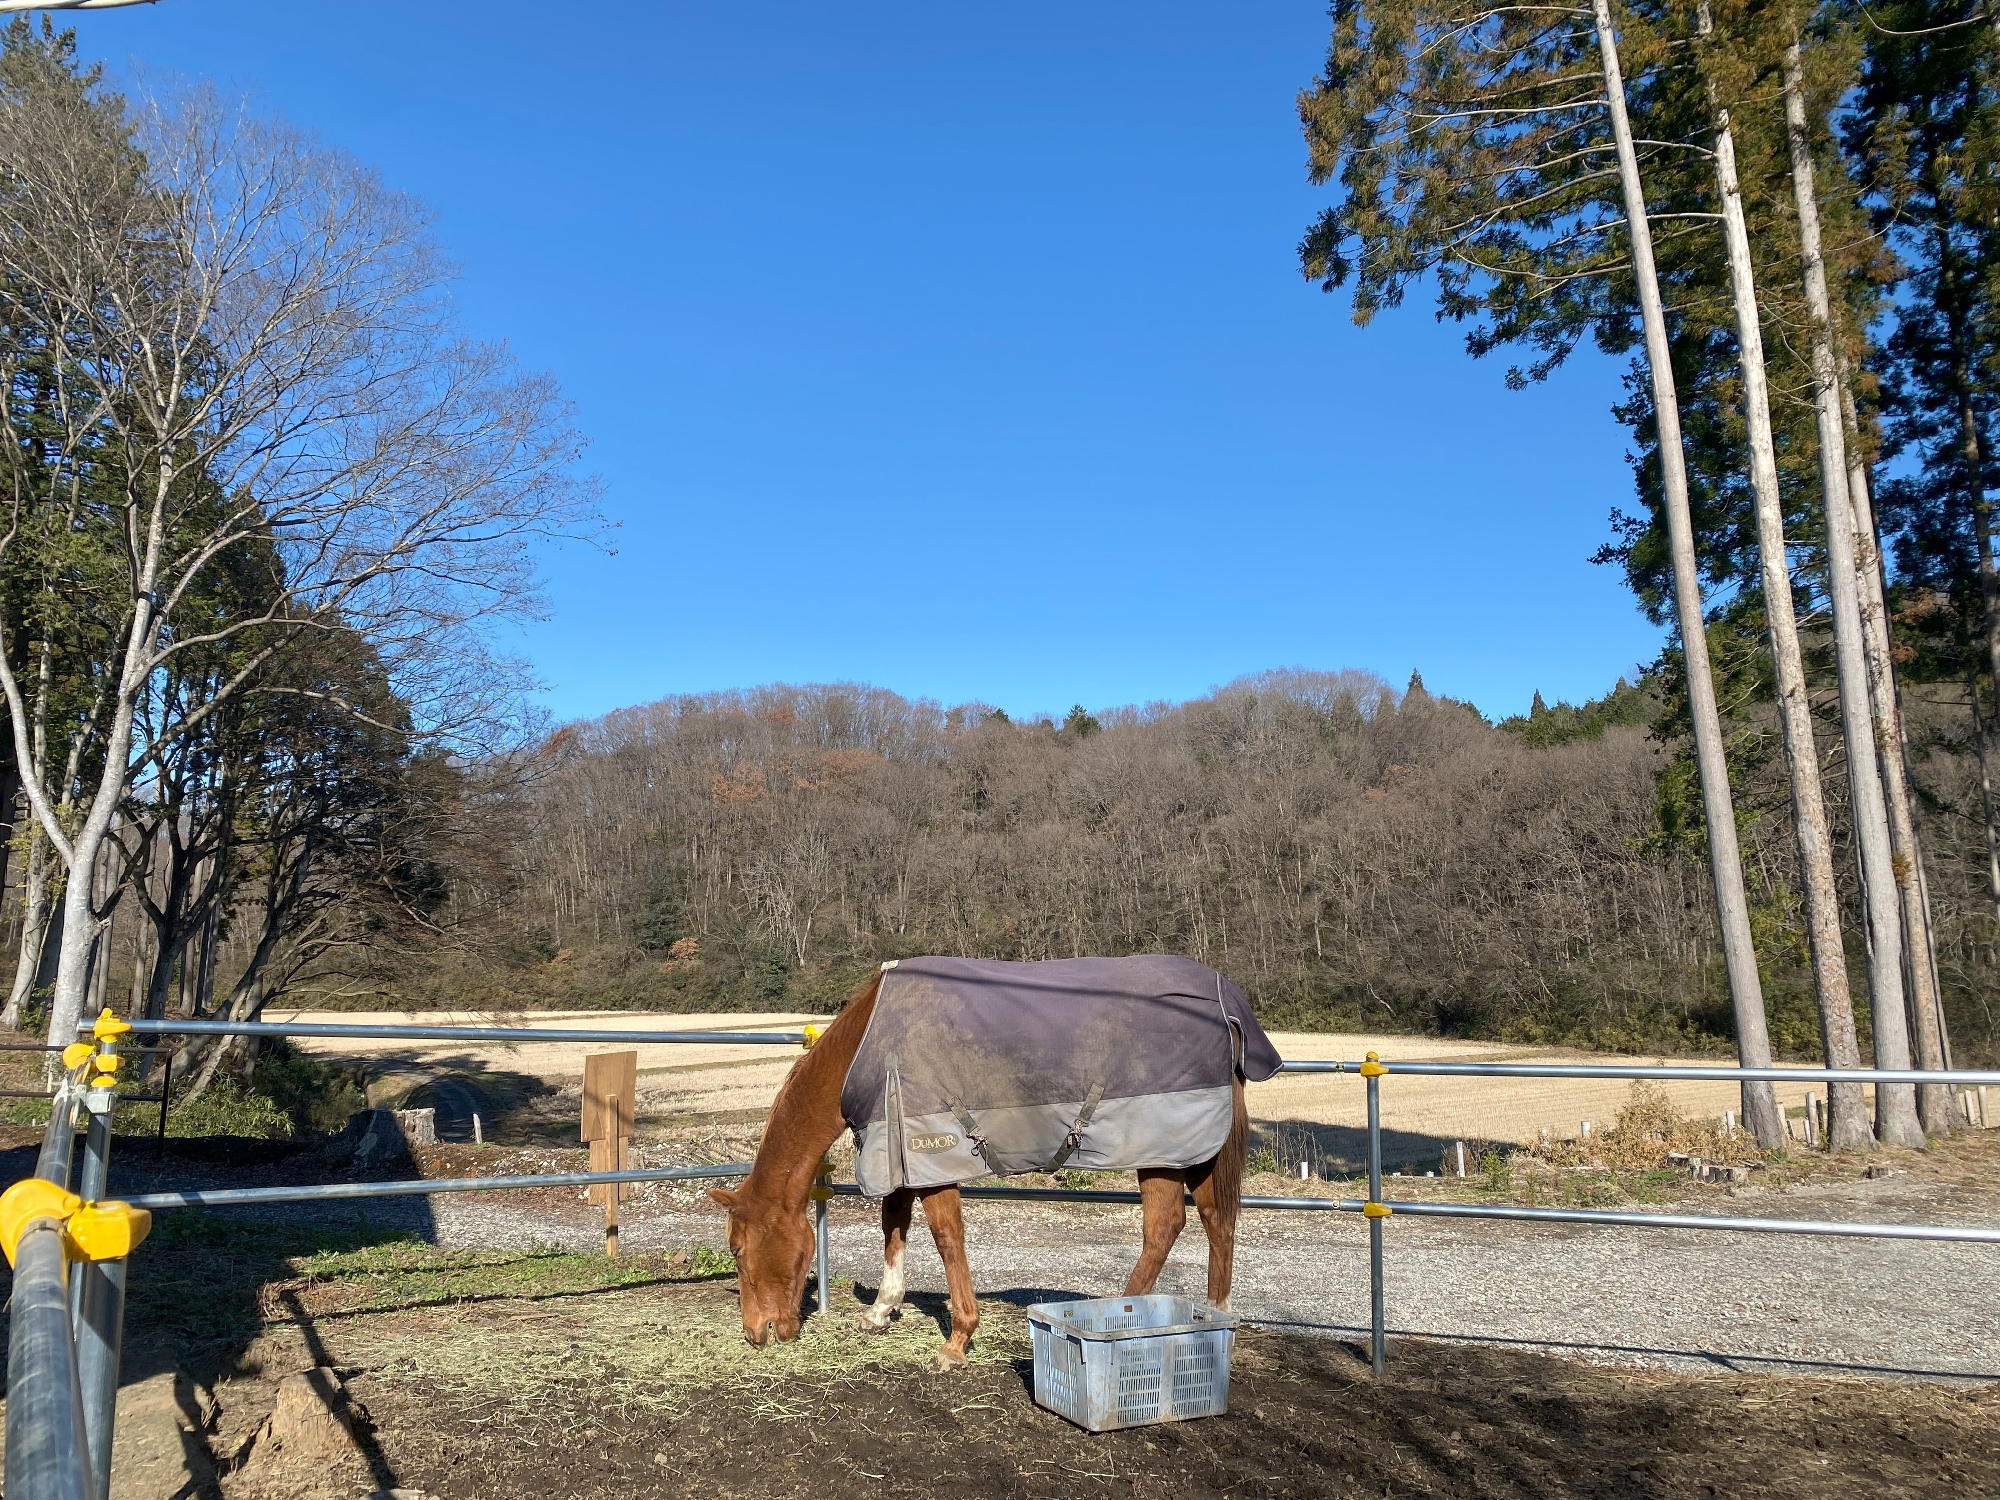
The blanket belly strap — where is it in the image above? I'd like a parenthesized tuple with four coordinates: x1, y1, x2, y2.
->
(1041, 1082, 1105, 1173)
(886, 1054, 906, 1189)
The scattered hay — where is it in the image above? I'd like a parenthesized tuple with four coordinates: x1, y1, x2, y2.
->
(336, 1278, 1028, 1436)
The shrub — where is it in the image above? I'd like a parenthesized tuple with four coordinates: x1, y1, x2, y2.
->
(251, 1041, 369, 1134)
(166, 1075, 296, 1138)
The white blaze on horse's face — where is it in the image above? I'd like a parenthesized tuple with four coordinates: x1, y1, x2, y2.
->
(709, 1187, 811, 1347)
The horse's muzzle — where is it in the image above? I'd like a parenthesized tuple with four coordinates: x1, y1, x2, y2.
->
(743, 1316, 800, 1348)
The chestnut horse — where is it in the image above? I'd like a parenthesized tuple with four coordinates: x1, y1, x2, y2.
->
(709, 970, 1248, 1370)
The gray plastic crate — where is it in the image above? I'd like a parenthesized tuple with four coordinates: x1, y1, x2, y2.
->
(1026, 1295, 1238, 1432)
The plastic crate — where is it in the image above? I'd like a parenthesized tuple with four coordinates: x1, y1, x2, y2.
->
(1026, 1295, 1238, 1432)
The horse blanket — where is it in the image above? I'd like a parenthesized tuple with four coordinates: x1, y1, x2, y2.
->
(842, 955, 1281, 1198)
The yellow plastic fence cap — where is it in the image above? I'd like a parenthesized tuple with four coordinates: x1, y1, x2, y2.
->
(1362, 1200, 1394, 1219)
(67, 1201, 152, 1261)
(1358, 1050, 1388, 1078)
(92, 1054, 123, 1075)
(91, 1008, 132, 1040)
(0, 1180, 82, 1266)
(800, 1024, 823, 1050)
(61, 1041, 96, 1072)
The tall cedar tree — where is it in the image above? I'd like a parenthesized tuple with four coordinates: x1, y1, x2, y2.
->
(1298, 0, 1790, 1139)
(1848, 0, 2000, 928)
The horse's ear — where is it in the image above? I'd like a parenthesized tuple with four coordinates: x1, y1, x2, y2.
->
(708, 1187, 738, 1210)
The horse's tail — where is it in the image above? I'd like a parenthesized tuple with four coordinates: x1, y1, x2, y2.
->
(1211, 1071, 1248, 1221)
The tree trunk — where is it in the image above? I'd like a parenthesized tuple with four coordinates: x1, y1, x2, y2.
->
(3, 829, 51, 1029)
(179, 851, 315, 1096)
(190, 899, 221, 1018)
(1838, 377, 1956, 1134)
(0, 735, 17, 913)
(1709, 92, 1868, 1147)
(1969, 671, 2000, 934)
(77, 813, 123, 1026)
(40, 782, 130, 1070)
(1596, 0, 1781, 1142)
(1781, 39, 1923, 1147)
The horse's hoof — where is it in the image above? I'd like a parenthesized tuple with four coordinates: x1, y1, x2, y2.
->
(857, 1310, 896, 1335)
(931, 1346, 968, 1373)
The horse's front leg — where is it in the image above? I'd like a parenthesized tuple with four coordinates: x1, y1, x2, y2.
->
(917, 1185, 978, 1371)
(858, 1187, 915, 1332)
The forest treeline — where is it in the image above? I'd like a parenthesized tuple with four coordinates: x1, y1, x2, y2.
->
(391, 671, 1994, 1064)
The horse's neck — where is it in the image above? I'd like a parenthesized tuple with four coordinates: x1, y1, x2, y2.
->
(746, 978, 877, 1207)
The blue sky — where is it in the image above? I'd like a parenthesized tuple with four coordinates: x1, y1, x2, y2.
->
(69, 0, 1663, 725)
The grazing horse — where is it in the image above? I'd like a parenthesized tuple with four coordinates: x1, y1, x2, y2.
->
(710, 956, 1271, 1370)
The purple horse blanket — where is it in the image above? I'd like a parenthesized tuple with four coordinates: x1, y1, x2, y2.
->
(841, 955, 1280, 1198)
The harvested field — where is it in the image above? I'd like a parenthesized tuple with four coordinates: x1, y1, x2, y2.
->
(276, 1010, 1855, 1164)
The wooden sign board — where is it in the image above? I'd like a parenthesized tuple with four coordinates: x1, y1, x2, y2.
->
(582, 1050, 638, 1142)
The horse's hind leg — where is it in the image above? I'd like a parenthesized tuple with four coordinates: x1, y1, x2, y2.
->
(1190, 1076, 1249, 1310)
(858, 1187, 915, 1333)
(918, 1185, 979, 1372)
(1123, 1169, 1189, 1296)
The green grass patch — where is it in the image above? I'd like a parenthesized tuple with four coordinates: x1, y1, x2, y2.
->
(290, 1240, 736, 1313)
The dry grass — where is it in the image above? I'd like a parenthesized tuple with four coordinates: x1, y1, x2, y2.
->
(1250, 1038, 1833, 1148)
(282, 1241, 1027, 1437)
(1534, 1081, 1768, 1169)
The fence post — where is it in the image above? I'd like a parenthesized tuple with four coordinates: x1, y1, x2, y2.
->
(1361, 1052, 1389, 1375)
(75, 1051, 125, 1500)
(36, 1080, 81, 1189)
(812, 1157, 833, 1318)
(5, 1219, 93, 1500)
(156, 1050, 173, 1160)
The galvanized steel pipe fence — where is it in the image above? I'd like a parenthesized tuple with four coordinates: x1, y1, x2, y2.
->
(5, 1016, 1998, 1500)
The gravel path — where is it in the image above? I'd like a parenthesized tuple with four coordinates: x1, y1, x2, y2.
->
(407, 1168, 1999, 1385)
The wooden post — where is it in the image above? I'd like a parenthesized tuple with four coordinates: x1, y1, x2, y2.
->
(583, 1051, 638, 1257)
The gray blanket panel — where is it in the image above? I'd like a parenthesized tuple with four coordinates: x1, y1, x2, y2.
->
(840, 954, 1279, 1198)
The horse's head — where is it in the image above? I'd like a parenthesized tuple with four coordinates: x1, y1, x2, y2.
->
(709, 1184, 812, 1347)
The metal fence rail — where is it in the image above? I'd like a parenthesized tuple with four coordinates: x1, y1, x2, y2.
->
(823, 1181, 2000, 1242)
(103, 1018, 808, 1047)
(6, 1014, 1997, 1500)
(122, 1162, 754, 1212)
(1280, 1058, 2000, 1082)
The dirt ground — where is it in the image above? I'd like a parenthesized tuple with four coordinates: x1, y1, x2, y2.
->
(17, 1218, 1976, 1500)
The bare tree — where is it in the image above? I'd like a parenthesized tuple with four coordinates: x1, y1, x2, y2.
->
(0, 76, 596, 1062)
